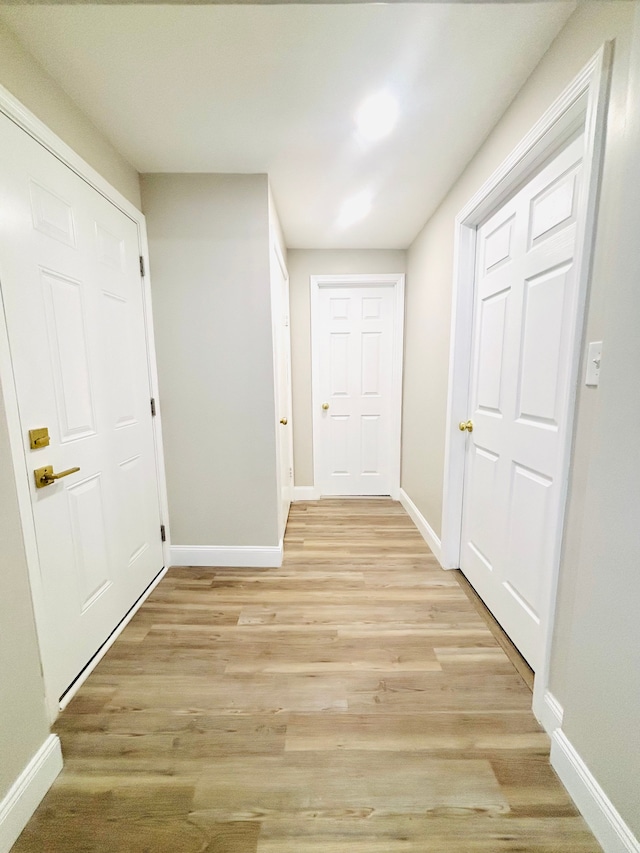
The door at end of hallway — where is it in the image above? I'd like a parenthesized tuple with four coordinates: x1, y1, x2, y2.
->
(311, 274, 404, 498)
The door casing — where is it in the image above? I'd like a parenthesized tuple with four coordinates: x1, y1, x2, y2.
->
(0, 83, 172, 721)
(271, 237, 294, 540)
(440, 45, 612, 728)
(310, 273, 405, 500)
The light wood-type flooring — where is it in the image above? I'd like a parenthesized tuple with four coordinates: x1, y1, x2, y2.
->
(14, 499, 601, 852)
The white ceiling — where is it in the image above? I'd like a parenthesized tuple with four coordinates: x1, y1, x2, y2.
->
(0, 3, 575, 248)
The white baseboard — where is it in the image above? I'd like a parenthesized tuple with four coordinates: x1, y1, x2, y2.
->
(537, 688, 564, 735)
(170, 542, 283, 568)
(398, 488, 443, 566)
(551, 729, 640, 853)
(0, 734, 63, 853)
(292, 486, 320, 501)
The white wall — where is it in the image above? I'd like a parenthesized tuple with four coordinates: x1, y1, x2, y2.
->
(550, 3, 640, 837)
(288, 249, 406, 486)
(141, 174, 280, 549)
(0, 19, 140, 208)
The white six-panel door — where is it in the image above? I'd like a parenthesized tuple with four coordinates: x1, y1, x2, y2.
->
(312, 276, 404, 497)
(0, 111, 164, 699)
(460, 135, 584, 670)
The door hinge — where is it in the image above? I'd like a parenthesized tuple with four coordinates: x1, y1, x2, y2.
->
(160, 524, 166, 543)
(150, 397, 156, 417)
(139, 255, 145, 277)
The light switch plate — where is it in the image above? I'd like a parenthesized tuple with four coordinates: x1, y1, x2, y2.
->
(585, 341, 602, 386)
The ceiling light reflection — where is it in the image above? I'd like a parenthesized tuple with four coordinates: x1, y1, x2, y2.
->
(355, 90, 399, 142)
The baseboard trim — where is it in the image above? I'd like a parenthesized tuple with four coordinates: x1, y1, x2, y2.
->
(538, 689, 564, 735)
(170, 542, 283, 568)
(398, 488, 443, 566)
(292, 486, 320, 501)
(0, 734, 63, 853)
(551, 729, 640, 853)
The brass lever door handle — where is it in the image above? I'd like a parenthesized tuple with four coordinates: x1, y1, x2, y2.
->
(34, 465, 80, 489)
(458, 420, 474, 433)
(280, 418, 288, 425)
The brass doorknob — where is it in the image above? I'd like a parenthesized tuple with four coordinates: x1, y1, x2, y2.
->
(280, 418, 288, 425)
(458, 420, 474, 433)
(322, 402, 330, 410)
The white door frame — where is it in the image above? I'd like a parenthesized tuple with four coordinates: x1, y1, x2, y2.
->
(440, 45, 612, 727)
(0, 84, 172, 720)
(310, 273, 405, 500)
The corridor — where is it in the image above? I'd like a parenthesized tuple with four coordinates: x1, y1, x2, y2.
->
(14, 500, 600, 851)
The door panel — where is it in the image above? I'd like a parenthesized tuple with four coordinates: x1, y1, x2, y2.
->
(460, 135, 584, 670)
(30, 179, 76, 246)
(42, 269, 96, 439)
(362, 296, 382, 319)
(330, 296, 350, 320)
(361, 332, 382, 396)
(330, 415, 350, 475)
(529, 166, 579, 247)
(476, 288, 509, 414)
(517, 266, 571, 425)
(505, 462, 552, 619)
(102, 292, 137, 429)
(466, 444, 500, 572)
(330, 333, 350, 395)
(483, 214, 514, 272)
(0, 112, 164, 699)
(361, 414, 381, 475)
(67, 473, 112, 610)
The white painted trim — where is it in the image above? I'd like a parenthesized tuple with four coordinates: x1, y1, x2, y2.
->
(138, 224, 172, 571)
(58, 566, 168, 712)
(438, 45, 612, 707)
(292, 486, 320, 501)
(398, 488, 443, 565)
(170, 542, 283, 569)
(272, 229, 289, 285)
(310, 273, 405, 500)
(551, 730, 640, 853)
(269, 211, 294, 538)
(537, 689, 564, 735)
(0, 83, 171, 720)
(0, 735, 63, 853)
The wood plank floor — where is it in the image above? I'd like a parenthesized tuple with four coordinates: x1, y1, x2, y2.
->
(13, 499, 601, 852)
